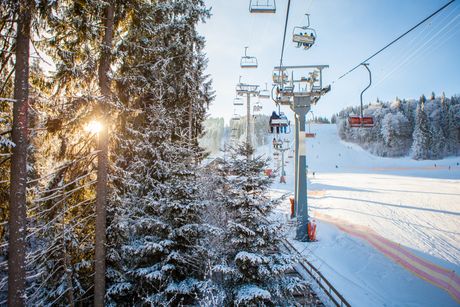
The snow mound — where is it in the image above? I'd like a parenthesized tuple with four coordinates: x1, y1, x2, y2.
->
(235, 284, 271, 305)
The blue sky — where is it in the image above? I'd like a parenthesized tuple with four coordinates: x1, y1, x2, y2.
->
(198, 0, 460, 123)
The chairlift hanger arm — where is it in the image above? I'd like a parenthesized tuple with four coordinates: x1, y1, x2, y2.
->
(360, 63, 372, 119)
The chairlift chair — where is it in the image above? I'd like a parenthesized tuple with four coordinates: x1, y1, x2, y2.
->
(270, 118, 290, 127)
(249, 0, 276, 13)
(259, 83, 271, 99)
(270, 118, 291, 134)
(293, 14, 317, 50)
(349, 63, 374, 128)
(240, 47, 258, 69)
(273, 139, 283, 149)
(272, 70, 288, 84)
(231, 114, 241, 121)
(233, 97, 244, 106)
(280, 85, 294, 96)
(348, 115, 374, 127)
(274, 95, 291, 105)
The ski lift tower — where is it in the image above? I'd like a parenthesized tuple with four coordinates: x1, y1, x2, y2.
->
(273, 139, 290, 183)
(236, 81, 260, 155)
(272, 64, 330, 241)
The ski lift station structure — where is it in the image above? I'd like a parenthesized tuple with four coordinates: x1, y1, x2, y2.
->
(245, 0, 331, 241)
(236, 82, 260, 148)
(272, 65, 330, 241)
(249, 0, 276, 14)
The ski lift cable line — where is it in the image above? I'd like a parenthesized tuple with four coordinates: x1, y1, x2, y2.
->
(375, 2, 458, 79)
(337, 0, 456, 81)
(373, 5, 460, 87)
(278, 0, 291, 71)
(374, 13, 460, 89)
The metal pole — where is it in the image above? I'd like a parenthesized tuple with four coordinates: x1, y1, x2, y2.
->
(246, 93, 251, 146)
(281, 147, 285, 182)
(295, 108, 309, 241)
(294, 115, 299, 217)
(360, 63, 372, 124)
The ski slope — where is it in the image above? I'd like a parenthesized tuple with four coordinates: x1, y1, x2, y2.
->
(264, 124, 460, 306)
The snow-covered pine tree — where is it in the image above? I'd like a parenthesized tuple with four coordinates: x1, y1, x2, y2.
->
(22, 0, 136, 304)
(445, 101, 460, 156)
(411, 96, 432, 159)
(212, 143, 305, 306)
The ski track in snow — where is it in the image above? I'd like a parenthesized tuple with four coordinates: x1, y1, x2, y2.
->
(263, 124, 460, 306)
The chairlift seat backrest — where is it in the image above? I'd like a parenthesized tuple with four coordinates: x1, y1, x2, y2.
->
(271, 118, 289, 126)
(240, 57, 258, 68)
(293, 33, 315, 44)
(250, 7, 276, 13)
(348, 116, 374, 127)
(273, 73, 288, 84)
(249, 0, 276, 13)
(259, 90, 270, 99)
(311, 85, 321, 92)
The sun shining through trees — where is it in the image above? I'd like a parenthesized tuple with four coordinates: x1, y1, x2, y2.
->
(85, 120, 103, 134)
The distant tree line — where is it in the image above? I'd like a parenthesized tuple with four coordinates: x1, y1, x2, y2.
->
(307, 116, 330, 124)
(200, 115, 272, 154)
(335, 93, 460, 159)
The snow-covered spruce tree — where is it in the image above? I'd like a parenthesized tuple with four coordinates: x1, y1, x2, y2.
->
(106, 0, 214, 305)
(411, 96, 432, 160)
(445, 99, 460, 156)
(213, 143, 305, 306)
(380, 112, 411, 157)
(430, 122, 445, 159)
(107, 103, 215, 305)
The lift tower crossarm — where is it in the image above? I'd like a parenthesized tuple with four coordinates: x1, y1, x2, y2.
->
(274, 65, 329, 70)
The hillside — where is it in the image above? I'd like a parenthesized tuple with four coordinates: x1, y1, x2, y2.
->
(336, 94, 460, 159)
(266, 124, 460, 306)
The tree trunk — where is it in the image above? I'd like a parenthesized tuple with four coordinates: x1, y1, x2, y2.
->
(8, 1, 31, 306)
(94, 2, 114, 307)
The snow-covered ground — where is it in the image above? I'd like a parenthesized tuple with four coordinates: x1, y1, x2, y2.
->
(265, 124, 460, 306)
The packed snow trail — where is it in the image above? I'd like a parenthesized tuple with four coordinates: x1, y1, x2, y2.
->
(263, 124, 460, 306)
